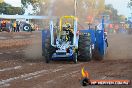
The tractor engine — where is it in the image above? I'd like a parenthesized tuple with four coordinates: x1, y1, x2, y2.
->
(56, 24, 74, 55)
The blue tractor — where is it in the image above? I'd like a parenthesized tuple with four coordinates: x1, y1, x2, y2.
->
(42, 16, 108, 63)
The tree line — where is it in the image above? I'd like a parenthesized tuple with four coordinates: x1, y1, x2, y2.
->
(0, 0, 131, 21)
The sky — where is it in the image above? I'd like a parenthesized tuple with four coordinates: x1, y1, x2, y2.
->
(4, 0, 33, 15)
(4, 0, 21, 7)
(3, 0, 132, 17)
(105, 0, 131, 17)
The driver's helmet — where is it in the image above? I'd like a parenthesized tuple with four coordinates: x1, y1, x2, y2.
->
(62, 23, 67, 28)
(62, 23, 71, 31)
(62, 23, 67, 31)
(62, 23, 71, 28)
(66, 23, 71, 28)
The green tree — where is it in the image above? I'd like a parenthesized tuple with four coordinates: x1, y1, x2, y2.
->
(21, 0, 50, 15)
(128, 0, 132, 9)
(103, 4, 119, 23)
(0, 2, 25, 15)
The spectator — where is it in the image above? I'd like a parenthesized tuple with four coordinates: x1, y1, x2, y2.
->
(16, 22, 20, 32)
(6, 20, 10, 32)
(1, 20, 6, 31)
(13, 21, 16, 32)
(0, 21, 1, 31)
(8, 21, 13, 32)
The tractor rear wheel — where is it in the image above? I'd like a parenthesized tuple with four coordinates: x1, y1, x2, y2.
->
(43, 36, 56, 63)
(79, 34, 92, 61)
(23, 23, 31, 32)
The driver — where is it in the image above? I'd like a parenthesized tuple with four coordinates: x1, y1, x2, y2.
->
(62, 23, 74, 42)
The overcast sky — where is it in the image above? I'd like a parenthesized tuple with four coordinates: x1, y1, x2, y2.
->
(105, 0, 131, 17)
(4, 0, 21, 7)
(4, 0, 131, 17)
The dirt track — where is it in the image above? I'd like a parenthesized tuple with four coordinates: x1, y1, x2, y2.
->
(0, 32, 132, 88)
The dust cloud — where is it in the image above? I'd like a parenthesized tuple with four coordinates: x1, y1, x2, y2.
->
(41, 0, 74, 16)
(24, 0, 132, 60)
(24, 32, 43, 60)
(107, 33, 132, 60)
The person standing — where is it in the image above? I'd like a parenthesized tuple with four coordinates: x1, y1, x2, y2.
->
(16, 22, 20, 32)
(1, 20, 6, 31)
(13, 21, 16, 32)
(0, 20, 1, 31)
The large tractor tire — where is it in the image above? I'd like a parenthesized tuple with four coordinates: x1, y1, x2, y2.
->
(43, 36, 56, 63)
(79, 34, 92, 61)
(93, 47, 104, 60)
(93, 42, 108, 61)
(23, 23, 32, 32)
